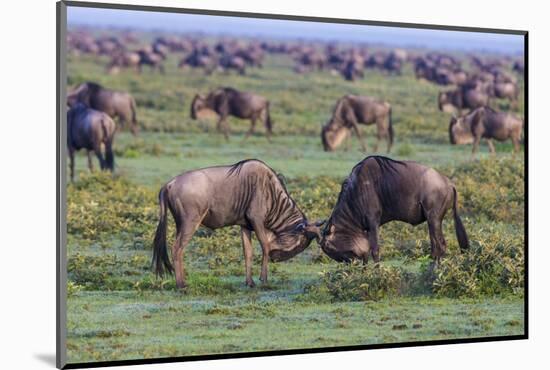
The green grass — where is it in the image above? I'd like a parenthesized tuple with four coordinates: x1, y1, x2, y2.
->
(65, 33, 525, 364)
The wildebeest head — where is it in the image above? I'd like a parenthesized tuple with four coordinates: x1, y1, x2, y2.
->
(190, 94, 207, 120)
(320, 118, 350, 152)
(319, 219, 369, 262)
(268, 219, 325, 262)
(67, 82, 92, 108)
(449, 115, 474, 145)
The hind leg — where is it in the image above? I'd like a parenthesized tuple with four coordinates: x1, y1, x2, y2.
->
(427, 214, 447, 263)
(172, 214, 203, 289)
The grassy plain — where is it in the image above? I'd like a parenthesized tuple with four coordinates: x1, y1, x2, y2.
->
(65, 43, 525, 363)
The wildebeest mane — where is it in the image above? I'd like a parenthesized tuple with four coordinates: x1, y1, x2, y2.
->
(328, 156, 406, 231)
(84, 81, 104, 95)
(226, 159, 303, 234)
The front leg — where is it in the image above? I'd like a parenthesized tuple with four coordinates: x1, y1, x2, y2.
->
(240, 227, 255, 287)
(486, 139, 496, 155)
(367, 224, 380, 263)
(251, 223, 271, 284)
(350, 121, 367, 152)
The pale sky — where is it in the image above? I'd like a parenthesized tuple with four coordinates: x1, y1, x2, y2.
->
(68, 6, 524, 55)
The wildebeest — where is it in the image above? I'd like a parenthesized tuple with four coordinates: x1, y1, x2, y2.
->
(449, 106, 523, 155)
(438, 87, 490, 114)
(320, 156, 469, 263)
(492, 82, 519, 108)
(152, 159, 324, 289)
(67, 103, 116, 182)
(321, 95, 393, 152)
(67, 82, 139, 135)
(190, 87, 273, 141)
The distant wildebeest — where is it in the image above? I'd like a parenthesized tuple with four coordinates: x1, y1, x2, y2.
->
(219, 54, 246, 75)
(67, 82, 139, 135)
(320, 156, 469, 263)
(67, 103, 116, 182)
(438, 87, 490, 114)
(492, 82, 519, 108)
(190, 87, 273, 141)
(152, 159, 324, 289)
(321, 95, 394, 152)
(137, 50, 165, 73)
(449, 106, 523, 155)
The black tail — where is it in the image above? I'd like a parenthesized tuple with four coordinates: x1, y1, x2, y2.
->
(387, 106, 394, 152)
(130, 97, 139, 136)
(104, 141, 114, 171)
(152, 186, 173, 277)
(452, 187, 469, 251)
(265, 101, 273, 135)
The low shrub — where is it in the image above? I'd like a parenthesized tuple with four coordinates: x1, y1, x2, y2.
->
(319, 261, 413, 302)
(428, 230, 524, 298)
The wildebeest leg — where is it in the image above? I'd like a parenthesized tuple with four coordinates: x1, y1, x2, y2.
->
(172, 215, 202, 290)
(216, 116, 230, 141)
(68, 148, 75, 182)
(87, 151, 94, 172)
(487, 139, 496, 155)
(427, 214, 447, 263)
(471, 135, 481, 158)
(367, 225, 380, 263)
(251, 223, 271, 284)
(93, 141, 107, 170)
(241, 227, 255, 287)
(243, 118, 257, 141)
(512, 136, 521, 155)
(350, 122, 367, 152)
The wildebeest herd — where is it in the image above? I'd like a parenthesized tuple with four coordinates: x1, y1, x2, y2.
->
(67, 29, 524, 290)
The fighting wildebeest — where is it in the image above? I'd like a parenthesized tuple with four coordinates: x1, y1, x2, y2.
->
(67, 82, 139, 135)
(320, 156, 469, 263)
(152, 159, 324, 289)
(438, 87, 490, 114)
(449, 106, 523, 155)
(321, 95, 394, 152)
(67, 103, 116, 182)
(190, 87, 273, 141)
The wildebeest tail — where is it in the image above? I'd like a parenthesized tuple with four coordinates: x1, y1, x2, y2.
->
(101, 118, 115, 171)
(152, 186, 174, 277)
(388, 106, 394, 151)
(452, 187, 469, 251)
(265, 101, 273, 134)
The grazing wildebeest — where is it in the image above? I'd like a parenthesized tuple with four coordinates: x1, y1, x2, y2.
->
(67, 82, 139, 135)
(152, 159, 324, 289)
(320, 156, 469, 264)
(438, 87, 490, 114)
(67, 103, 116, 182)
(137, 50, 165, 74)
(321, 95, 393, 152)
(190, 87, 273, 141)
(449, 106, 523, 155)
